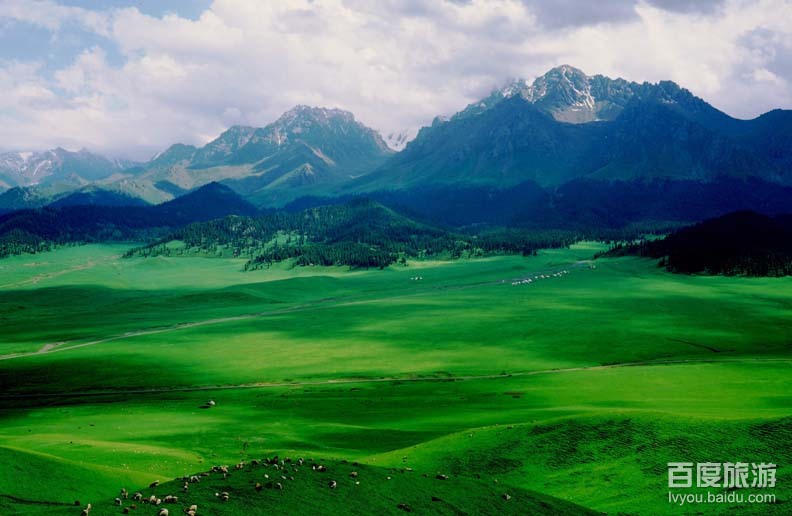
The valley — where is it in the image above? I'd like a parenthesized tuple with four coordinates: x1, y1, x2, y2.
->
(0, 243, 790, 515)
(0, 58, 790, 515)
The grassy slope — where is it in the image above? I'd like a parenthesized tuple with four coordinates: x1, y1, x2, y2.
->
(0, 243, 790, 514)
(82, 459, 595, 516)
(0, 446, 150, 516)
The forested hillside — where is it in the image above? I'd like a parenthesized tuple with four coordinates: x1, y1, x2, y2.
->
(0, 183, 258, 257)
(129, 199, 581, 269)
(606, 211, 792, 276)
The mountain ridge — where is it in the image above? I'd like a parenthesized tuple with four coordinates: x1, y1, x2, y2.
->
(103, 105, 393, 206)
(2, 65, 790, 219)
(0, 147, 138, 190)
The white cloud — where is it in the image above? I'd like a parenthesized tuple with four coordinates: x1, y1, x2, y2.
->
(0, 0, 111, 35)
(0, 0, 790, 159)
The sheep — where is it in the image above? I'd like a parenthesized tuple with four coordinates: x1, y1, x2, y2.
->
(435, 474, 448, 480)
(349, 471, 358, 478)
(255, 482, 263, 491)
(502, 493, 511, 501)
(206, 400, 216, 407)
(132, 493, 143, 502)
(149, 480, 160, 488)
(275, 482, 283, 490)
(148, 495, 157, 504)
(120, 488, 128, 499)
(158, 509, 169, 516)
(328, 480, 337, 489)
(115, 498, 122, 506)
(187, 505, 198, 513)
(189, 475, 200, 483)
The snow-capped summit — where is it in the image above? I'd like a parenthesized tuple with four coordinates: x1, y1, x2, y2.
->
(457, 65, 699, 124)
(384, 128, 418, 152)
(0, 147, 129, 189)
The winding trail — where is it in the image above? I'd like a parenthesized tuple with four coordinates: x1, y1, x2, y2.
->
(1, 356, 789, 400)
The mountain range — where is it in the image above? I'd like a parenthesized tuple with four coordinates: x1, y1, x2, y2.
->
(355, 65, 790, 191)
(112, 105, 393, 206)
(1, 65, 790, 228)
(0, 147, 137, 190)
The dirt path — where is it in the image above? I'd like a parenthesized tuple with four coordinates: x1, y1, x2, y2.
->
(1, 356, 789, 400)
(35, 342, 64, 354)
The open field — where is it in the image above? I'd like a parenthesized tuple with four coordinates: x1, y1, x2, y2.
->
(1, 243, 790, 515)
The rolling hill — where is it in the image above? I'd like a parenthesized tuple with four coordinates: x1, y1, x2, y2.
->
(80, 456, 596, 516)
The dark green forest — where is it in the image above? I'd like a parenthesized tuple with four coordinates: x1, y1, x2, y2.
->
(605, 211, 792, 276)
(129, 199, 581, 269)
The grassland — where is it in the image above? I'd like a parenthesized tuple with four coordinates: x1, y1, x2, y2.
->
(0, 243, 790, 515)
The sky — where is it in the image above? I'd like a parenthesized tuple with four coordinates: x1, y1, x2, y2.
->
(0, 0, 791, 160)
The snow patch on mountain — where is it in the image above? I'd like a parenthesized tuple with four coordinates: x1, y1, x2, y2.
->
(384, 128, 418, 151)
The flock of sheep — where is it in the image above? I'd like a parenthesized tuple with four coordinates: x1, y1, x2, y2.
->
(83, 455, 356, 515)
(80, 451, 515, 515)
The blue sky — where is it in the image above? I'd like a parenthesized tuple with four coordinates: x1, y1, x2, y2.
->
(1, 0, 791, 159)
(58, 1, 212, 18)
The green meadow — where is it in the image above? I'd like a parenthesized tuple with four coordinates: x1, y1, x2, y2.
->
(0, 243, 790, 515)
